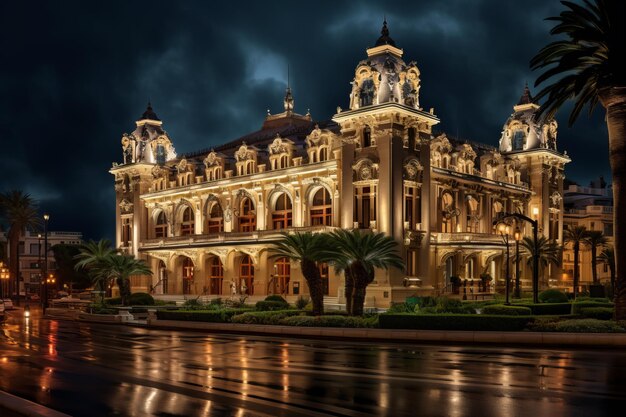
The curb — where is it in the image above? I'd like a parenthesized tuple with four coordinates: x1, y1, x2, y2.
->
(147, 319, 626, 347)
(0, 390, 71, 417)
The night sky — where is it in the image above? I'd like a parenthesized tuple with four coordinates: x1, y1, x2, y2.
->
(0, 0, 609, 241)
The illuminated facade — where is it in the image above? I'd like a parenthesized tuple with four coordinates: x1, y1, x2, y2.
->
(110, 23, 570, 306)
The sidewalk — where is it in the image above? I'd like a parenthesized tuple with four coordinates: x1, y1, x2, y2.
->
(147, 318, 626, 348)
(0, 390, 71, 417)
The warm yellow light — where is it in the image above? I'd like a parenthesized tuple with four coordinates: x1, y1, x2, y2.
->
(514, 227, 521, 241)
(43, 213, 50, 221)
(532, 207, 539, 217)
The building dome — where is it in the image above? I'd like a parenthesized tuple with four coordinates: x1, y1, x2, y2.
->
(347, 20, 422, 110)
(499, 85, 559, 153)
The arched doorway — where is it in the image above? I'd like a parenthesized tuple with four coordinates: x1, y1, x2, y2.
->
(272, 193, 293, 230)
(239, 255, 254, 295)
(158, 260, 168, 294)
(273, 257, 290, 295)
(181, 257, 194, 295)
(208, 257, 223, 295)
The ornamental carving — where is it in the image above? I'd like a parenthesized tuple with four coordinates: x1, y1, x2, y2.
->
(404, 159, 423, 181)
(176, 158, 190, 173)
(204, 151, 219, 167)
(119, 199, 134, 213)
(235, 143, 254, 162)
(550, 191, 562, 207)
(269, 136, 287, 155)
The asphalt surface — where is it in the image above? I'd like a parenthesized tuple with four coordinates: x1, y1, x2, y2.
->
(1, 306, 625, 417)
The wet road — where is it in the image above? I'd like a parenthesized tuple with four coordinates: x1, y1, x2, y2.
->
(0, 307, 625, 417)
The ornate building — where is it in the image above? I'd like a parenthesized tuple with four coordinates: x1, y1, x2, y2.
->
(110, 22, 570, 306)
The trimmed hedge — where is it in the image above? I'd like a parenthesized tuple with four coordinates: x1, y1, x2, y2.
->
(481, 305, 532, 316)
(538, 289, 568, 303)
(264, 295, 288, 303)
(280, 315, 377, 328)
(127, 292, 155, 306)
(579, 307, 614, 320)
(156, 308, 252, 322)
(531, 318, 625, 333)
(379, 314, 533, 331)
(255, 300, 290, 311)
(571, 301, 614, 315)
(231, 310, 302, 325)
(520, 303, 572, 315)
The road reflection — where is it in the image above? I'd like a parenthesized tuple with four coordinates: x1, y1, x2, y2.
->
(0, 306, 625, 416)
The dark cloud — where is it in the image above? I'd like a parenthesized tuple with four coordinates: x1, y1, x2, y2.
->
(0, 0, 609, 241)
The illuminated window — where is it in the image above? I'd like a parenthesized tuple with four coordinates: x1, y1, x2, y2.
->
(404, 186, 420, 229)
(354, 186, 376, 229)
(155, 211, 168, 238)
(122, 218, 131, 246)
(239, 255, 254, 295)
(272, 193, 293, 230)
(466, 196, 479, 233)
(180, 206, 195, 236)
(310, 188, 332, 226)
(209, 257, 223, 295)
(182, 257, 194, 295)
(238, 197, 256, 232)
(207, 202, 224, 233)
(440, 192, 454, 233)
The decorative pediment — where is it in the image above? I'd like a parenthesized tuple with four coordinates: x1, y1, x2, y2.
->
(176, 158, 192, 173)
(431, 134, 452, 154)
(269, 136, 289, 155)
(235, 143, 256, 162)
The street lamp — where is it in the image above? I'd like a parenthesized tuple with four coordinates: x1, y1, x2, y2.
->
(42, 214, 50, 314)
(497, 222, 512, 306)
(514, 226, 522, 299)
(0, 262, 10, 299)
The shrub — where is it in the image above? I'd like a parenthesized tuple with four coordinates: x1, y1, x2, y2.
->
(379, 314, 533, 331)
(255, 300, 291, 311)
(156, 308, 251, 322)
(264, 295, 288, 303)
(295, 296, 310, 310)
(580, 307, 614, 321)
(387, 302, 413, 313)
(280, 315, 377, 328)
(538, 289, 568, 303)
(481, 305, 532, 316)
(416, 297, 475, 314)
(154, 299, 176, 306)
(209, 298, 223, 306)
(575, 296, 610, 303)
(571, 301, 614, 315)
(520, 303, 572, 315)
(106, 297, 122, 305)
(231, 310, 301, 325)
(87, 304, 117, 315)
(127, 292, 155, 306)
(530, 318, 625, 333)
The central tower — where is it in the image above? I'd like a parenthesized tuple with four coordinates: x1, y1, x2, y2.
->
(333, 21, 439, 301)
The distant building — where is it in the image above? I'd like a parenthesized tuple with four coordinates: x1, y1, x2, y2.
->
(563, 180, 613, 288)
(110, 22, 570, 305)
(0, 230, 83, 297)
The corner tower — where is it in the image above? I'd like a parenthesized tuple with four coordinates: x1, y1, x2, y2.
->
(110, 104, 177, 256)
(333, 20, 440, 302)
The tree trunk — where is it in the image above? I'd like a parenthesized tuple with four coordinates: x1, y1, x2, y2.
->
(601, 88, 626, 320)
(302, 260, 323, 316)
(344, 269, 354, 315)
(591, 245, 598, 284)
(573, 243, 579, 299)
(351, 285, 366, 316)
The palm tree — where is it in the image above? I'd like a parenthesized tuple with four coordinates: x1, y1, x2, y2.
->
(325, 230, 404, 316)
(104, 254, 152, 306)
(586, 231, 608, 285)
(270, 232, 328, 316)
(531, 0, 626, 317)
(0, 190, 41, 306)
(564, 226, 589, 299)
(598, 246, 615, 297)
(75, 240, 117, 303)
(518, 235, 560, 292)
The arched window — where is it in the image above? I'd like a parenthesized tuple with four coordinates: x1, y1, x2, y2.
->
(158, 260, 168, 294)
(360, 79, 374, 107)
(441, 192, 454, 233)
(238, 197, 256, 232)
(310, 188, 332, 226)
(154, 211, 168, 238)
(319, 147, 328, 162)
(207, 202, 224, 233)
(492, 200, 504, 220)
(272, 193, 293, 230)
(156, 144, 166, 165)
(273, 257, 290, 295)
(466, 196, 479, 233)
(363, 126, 372, 148)
(182, 257, 194, 295)
(180, 206, 195, 236)
(239, 255, 254, 295)
(280, 155, 289, 169)
(513, 130, 525, 150)
(208, 257, 223, 295)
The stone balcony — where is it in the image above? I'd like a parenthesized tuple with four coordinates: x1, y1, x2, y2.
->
(431, 232, 505, 247)
(139, 225, 339, 250)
